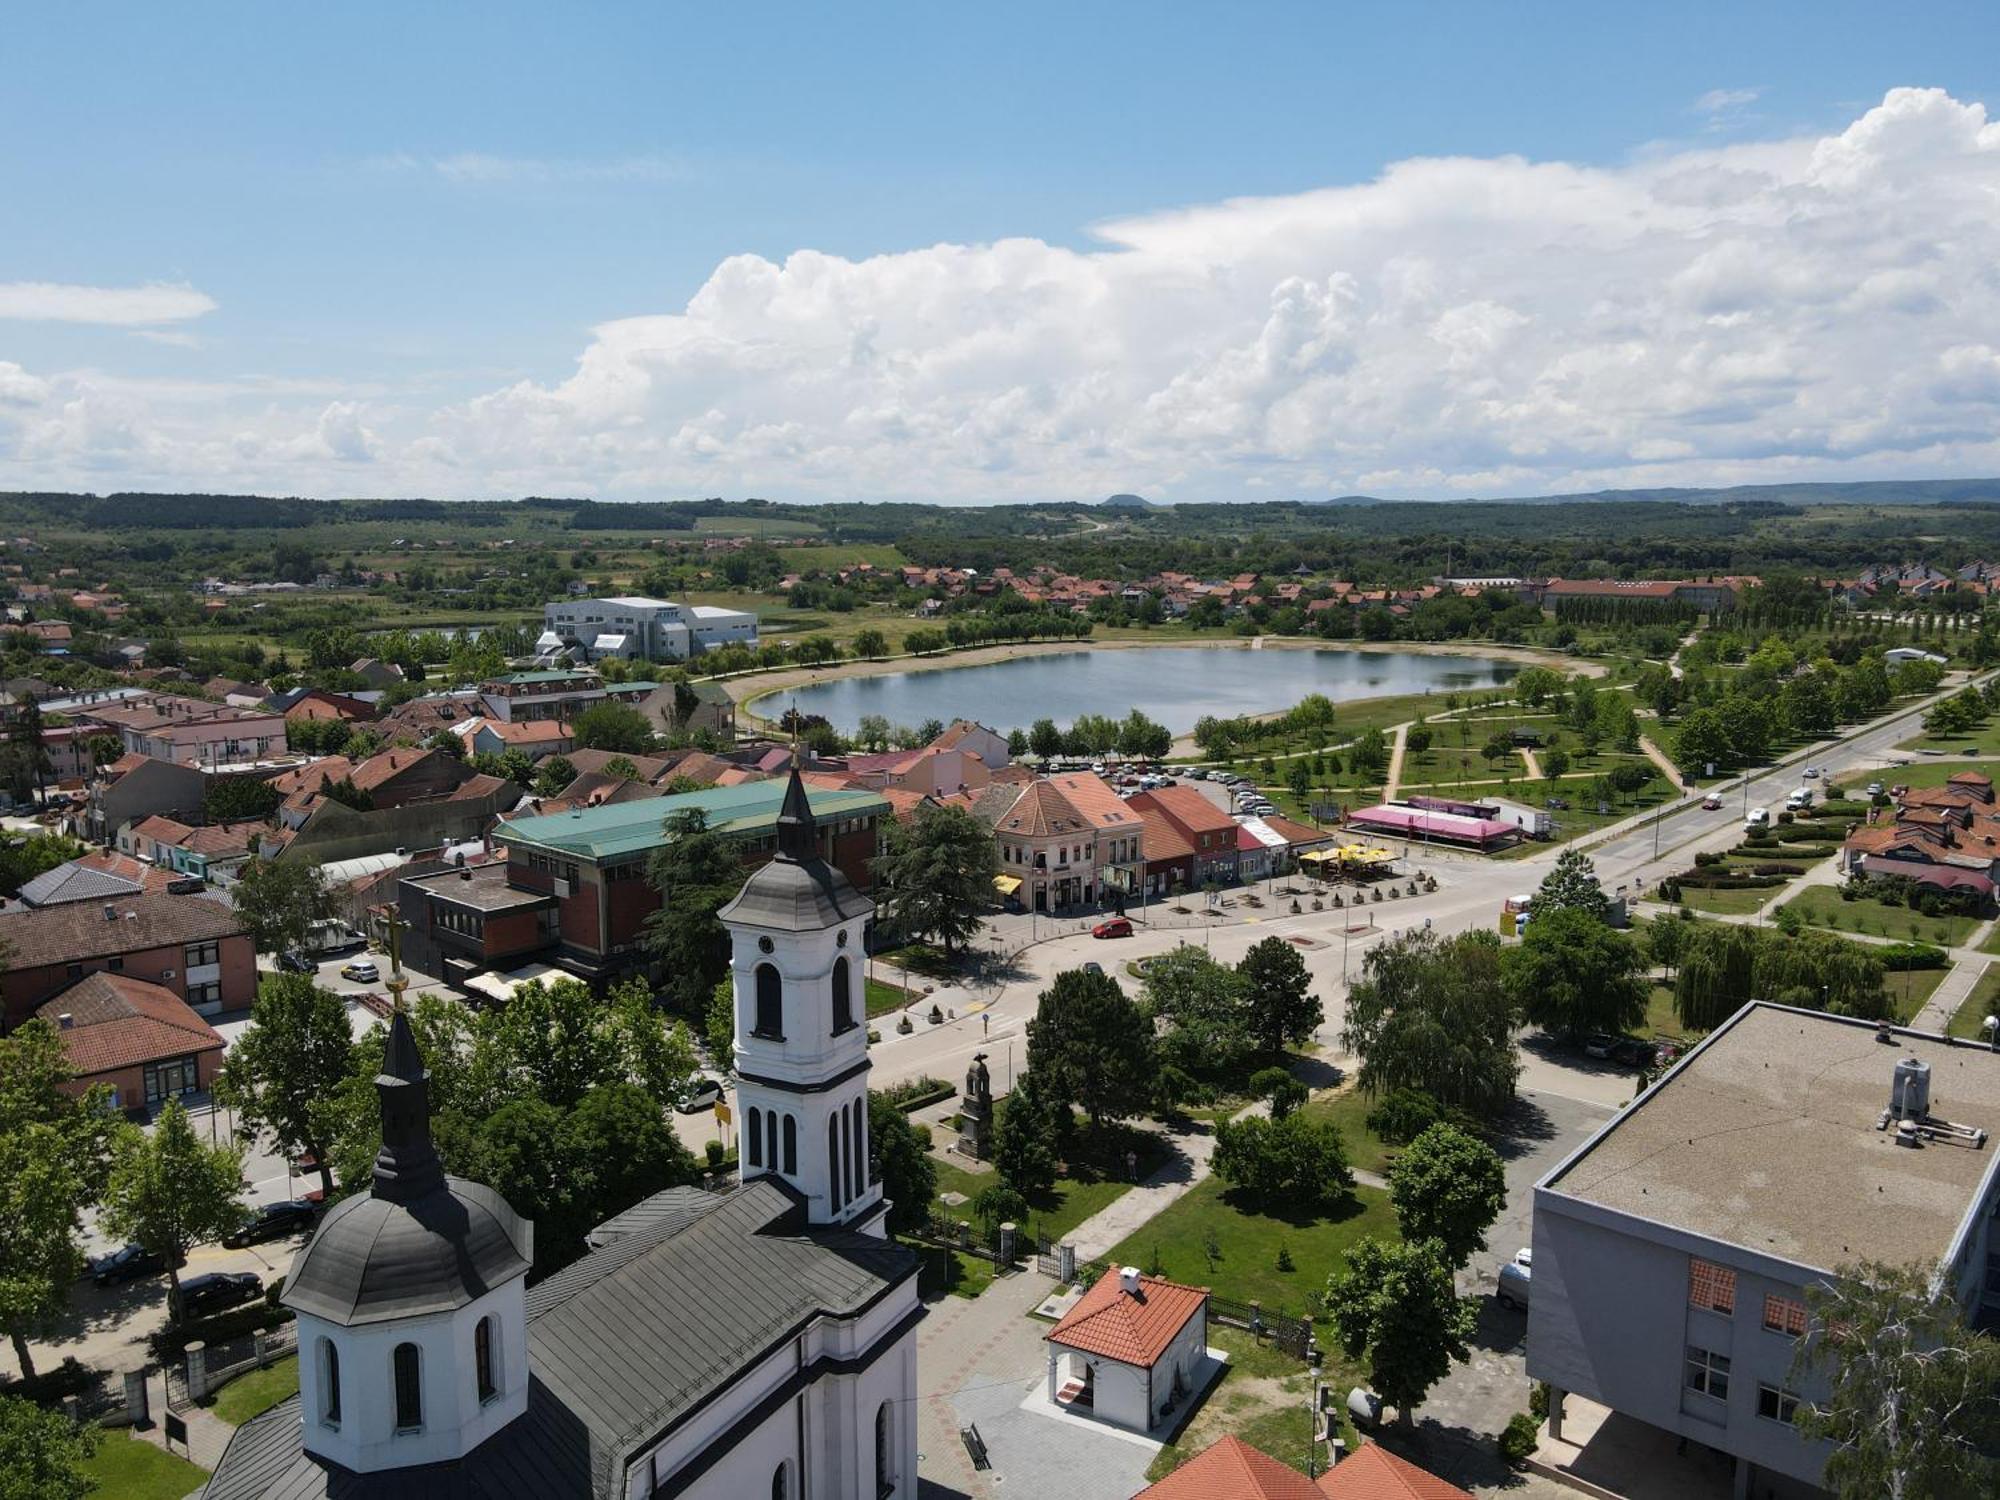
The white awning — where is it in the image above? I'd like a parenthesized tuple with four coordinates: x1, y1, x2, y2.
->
(462, 961, 564, 1006)
(592, 633, 628, 652)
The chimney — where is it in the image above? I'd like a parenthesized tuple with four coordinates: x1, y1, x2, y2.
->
(56, 1013, 72, 1029)
(1118, 1266, 1141, 1297)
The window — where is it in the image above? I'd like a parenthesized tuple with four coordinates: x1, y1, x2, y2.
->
(875, 1401, 894, 1497)
(183, 940, 220, 969)
(747, 1106, 764, 1168)
(1762, 1294, 1807, 1337)
(475, 1316, 497, 1404)
(108, 956, 124, 972)
(840, 1107, 852, 1208)
(143, 1057, 201, 1104)
(772, 1464, 789, 1500)
(1688, 1258, 1736, 1314)
(1685, 1345, 1730, 1401)
(1756, 1384, 1798, 1424)
(766, 1111, 778, 1173)
(831, 956, 854, 1033)
(393, 1342, 423, 1431)
(318, 1338, 340, 1426)
(852, 1098, 866, 1198)
(754, 964, 784, 1038)
(829, 1118, 843, 1212)
(782, 1114, 797, 1175)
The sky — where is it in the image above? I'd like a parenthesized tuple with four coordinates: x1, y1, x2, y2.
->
(5, 2, 2000, 505)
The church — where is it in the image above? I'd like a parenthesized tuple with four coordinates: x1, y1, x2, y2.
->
(204, 766, 924, 1499)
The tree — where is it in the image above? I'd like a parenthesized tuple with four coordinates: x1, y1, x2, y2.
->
(1673, 707, 1732, 775)
(606, 979, 701, 1111)
(868, 1093, 938, 1235)
(214, 973, 354, 1200)
(571, 699, 655, 753)
(993, 1069, 1063, 1197)
(203, 775, 283, 823)
(1027, 717, 1064, 759)
(1237, 936, 1322, 1054)
(0, 1395, 95, 1500)
(1535, 847, 1609, 921)
(1675, 920, 1761, 1032)
(1792, 1261, 2000, 1500)
(871, 804, 997, 957)
(1542, 746, 1571, 779)
(1340, 929, 1519, 1112)
(1503, 907, 1649, 1039)
(0, 1022, 119, 1379)
(1116, 708, 1172, 760)
(853, 628, 889, 660)
(101, 1099, 246, 1311)
(231, 857, 334, 957)
(565, 1083, 700, 1230)
(1212, 1111, 1352, 1212)
(1405, 724, 1432, 756)
(643, 809, 743, 1012)
(480, 1097, 590, 1271)
(1324, 1237, 1477, 1424)
(532, 754, 577, 796)
(1386, 1123, 1507, 1269)
(1645, 912, 1689, 979)
(1026, 969, 1154, 1132)
(465, 976, 623, 1114)
(705, 977, 735, 1074)
(1248, 1064, 1308, 1119)
(1143, 946, 1253, 1087)
(0, 833, 85, 900)
(0, 695, 50, 805)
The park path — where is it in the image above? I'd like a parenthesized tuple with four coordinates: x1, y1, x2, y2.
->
(1636, 734, 1684, 790)
(1382, 722, 1410, 802)
(1517, 747, 1542, 780)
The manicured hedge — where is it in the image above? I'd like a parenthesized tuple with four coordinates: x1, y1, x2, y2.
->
(148, 1302, 292, 1362)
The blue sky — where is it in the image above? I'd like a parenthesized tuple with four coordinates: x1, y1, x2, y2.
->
(5, 3, 2000, 502)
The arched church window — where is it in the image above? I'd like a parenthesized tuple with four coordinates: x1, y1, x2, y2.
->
(393, 1342, 422, 1431)
(754, 964, 784, 1038)
(852, 1097, 866, 1197)
(475, 1315, 497, 1404)
(318, 1338, 340, 1426)
(782, 1113, 797, 1174)
(828, 1117, 843, 1212)
(771, 1463, 789, 1500)
(876, 1401, 894, 1494)
(831, 956, 854, 1033)
(746, 1106, 763, 1168)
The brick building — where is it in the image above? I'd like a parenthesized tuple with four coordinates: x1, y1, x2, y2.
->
(35, 973, 225, 1111)
(0, 894, 255, 1028)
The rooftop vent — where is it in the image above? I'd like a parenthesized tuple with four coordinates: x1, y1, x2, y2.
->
(101, 904, 116, 922)
(1118, 1265, 1141, 1296)
(1892, 1057, 1932, 1120)
(56, 1013, 72, 1029)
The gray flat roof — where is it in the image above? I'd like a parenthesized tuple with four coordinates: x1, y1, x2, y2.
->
(1543, 1003, 2000, 1272)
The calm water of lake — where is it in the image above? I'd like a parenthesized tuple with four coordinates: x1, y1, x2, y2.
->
(757, 646, 1520, 736)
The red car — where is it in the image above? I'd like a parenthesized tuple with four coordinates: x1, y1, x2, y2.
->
(1092, 918, 1133, 939)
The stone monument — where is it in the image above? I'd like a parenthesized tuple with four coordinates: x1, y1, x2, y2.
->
(958, 1051, 994, 1159)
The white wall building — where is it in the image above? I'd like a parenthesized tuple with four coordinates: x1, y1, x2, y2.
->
(539, 594, 758, 663)
(203, 764, 923, 1500)
(1528, 1003, 2000, 1500)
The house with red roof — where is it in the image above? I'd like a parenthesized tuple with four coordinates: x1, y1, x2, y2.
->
(35, 973, 225, 1112)
(1046, 1267, 1213, 1435)
(1128, 785, 1240, 886)
(1133, 1435, 1473, 1500)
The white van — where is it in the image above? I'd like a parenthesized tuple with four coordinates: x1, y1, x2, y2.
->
(1745, 807, 1771, 829)
(1785, 787, 1813, 811)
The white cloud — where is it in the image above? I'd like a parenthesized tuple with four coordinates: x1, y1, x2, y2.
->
(0, 281, 216, 326)
(375, 151, 683, 185)
(16, 88, 2000, 503)
(1692, 87, 1763, 118)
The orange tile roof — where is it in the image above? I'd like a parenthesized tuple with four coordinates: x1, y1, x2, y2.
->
(1131, 800, 1196, 863)
(999, 779, 1091, 839)
(1134, 784, 1237, 837)
(35, 973, 224, 1078)
(1046, 772, 1142, 832)
(1137, 1435, 1326, 1500)
(1313, 1443, 1474, 1499)
(1045, 1270, 1206, 1367)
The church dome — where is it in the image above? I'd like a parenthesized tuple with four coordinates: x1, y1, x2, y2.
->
(284, 1176, 531, 1327)
(283, 1008, 532, 1327)
(717, 762, 873, 931)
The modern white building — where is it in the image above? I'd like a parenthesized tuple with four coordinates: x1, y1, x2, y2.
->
(538, 594, 758, 663)
(1528, 1003, 2000, 1500)
(203, 763, 922, 1500)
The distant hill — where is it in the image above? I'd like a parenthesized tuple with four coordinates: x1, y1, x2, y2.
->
(1099, 493, 1161, 510)
(1309, 479, 2000, 508)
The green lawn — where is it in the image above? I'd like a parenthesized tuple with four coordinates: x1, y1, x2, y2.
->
(79, 1430, 209, 1500)
(1948, 963, 2000, 1040)
(904, 1238, 996, 1300)
(1886, 966, 1950, 1023)
(209, 1353, 298, 1426)
(1834, 757, 2000, 797)
(1106, 1179, 1399, 1320)
(930, 1156, 1139, 1246)
(1781, 885, 1982, 947)
(1896, 720, 2000, 756)
(1300, 1085, 1397, 1177)
(1677, 884, 1784, 915)
(1643, 982, 1693, 1040)
(1145, 1326, 1354, 1484)
(864, 978, 915, 1019)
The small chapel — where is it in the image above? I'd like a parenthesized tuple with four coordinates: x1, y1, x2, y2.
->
(204, 763, 924, 1499)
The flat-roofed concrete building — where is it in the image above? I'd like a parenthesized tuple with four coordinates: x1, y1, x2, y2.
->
(1528, 1002, 2000, 1499)
(538, 596, 757, 663)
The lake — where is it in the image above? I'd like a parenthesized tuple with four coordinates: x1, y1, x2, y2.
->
(755, 646, 1521, 736)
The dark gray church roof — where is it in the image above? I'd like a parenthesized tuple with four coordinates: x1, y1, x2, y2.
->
(283, 1178, 532, 1327)
(206, 1180, 919, 1500)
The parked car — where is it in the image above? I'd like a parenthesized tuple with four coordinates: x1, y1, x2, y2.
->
(1544, 796, 1570, 810)
(1866, 781, 1885, 797)
(1745, 808, 1770, 828)
(276, 950, 315, 973)
(1092, 918, 1133, 939)
(339, 959, 379, 983)
(1496, 1248, 1532, 1310)
(1582, 1033, 1618, 1059)
(89, 1242, 180, 1287)
(222, 1199, 317, 1249)
(677, 1078, 725, 1114)
(174, 1272, 263, 1320)
(1081, 960, 1104, 975)
(1701, 794, 1724, 810)
(1610, 1037, 1653, 1069)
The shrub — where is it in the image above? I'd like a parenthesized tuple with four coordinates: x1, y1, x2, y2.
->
(1275, 1242, 1295, 1273)
(1693, 850, 1722, 868)
(705, 1139, 726, 1168)
(1500, 1412, 1540, 1466)
(1879, 941, 1950, 972)
(1366, 1087, 1445, 1145)
(1529, 1380, 1551, 1420)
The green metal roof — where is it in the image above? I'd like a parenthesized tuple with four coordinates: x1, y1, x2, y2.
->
(496, 670, 599, 684)
(494, 781, 889, 862)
